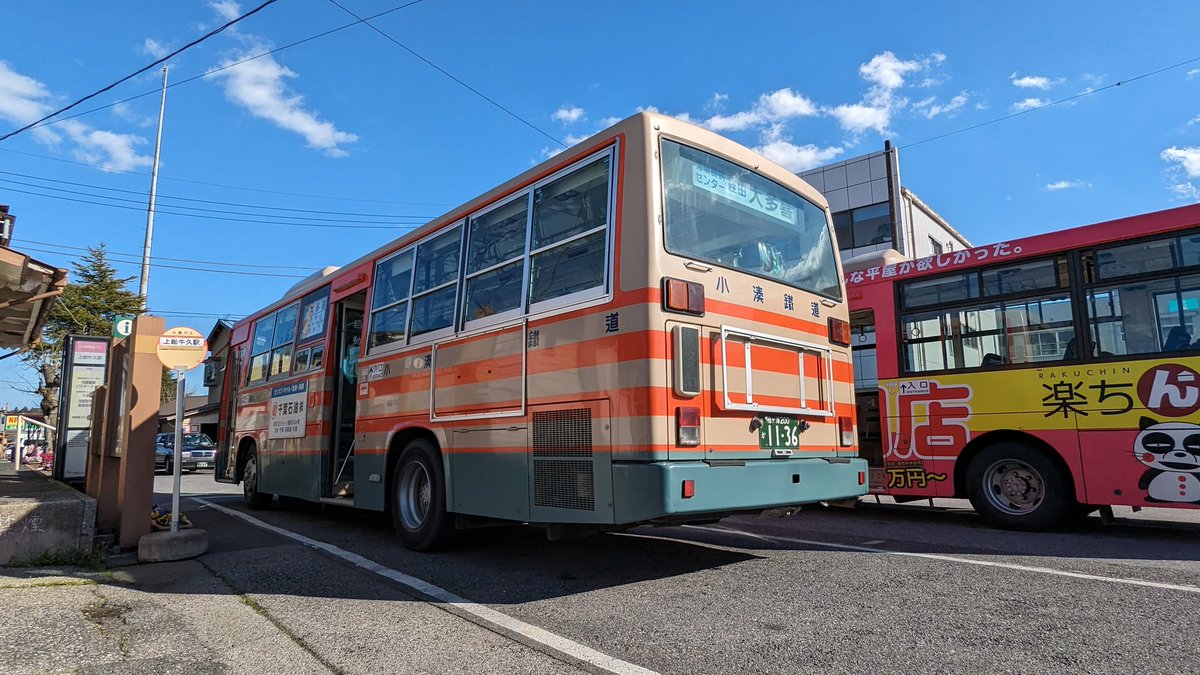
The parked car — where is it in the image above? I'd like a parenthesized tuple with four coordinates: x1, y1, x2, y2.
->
(155, 432, 217, 473)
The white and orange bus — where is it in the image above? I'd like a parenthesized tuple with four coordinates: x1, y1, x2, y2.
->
(214, 112, 866, 550)
(848, 204, 1200, 529)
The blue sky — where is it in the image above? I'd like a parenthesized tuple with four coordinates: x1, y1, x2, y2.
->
(1, 0, 1198, 407)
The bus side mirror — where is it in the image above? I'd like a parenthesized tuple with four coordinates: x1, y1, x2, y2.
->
(203, 357, 222, 387)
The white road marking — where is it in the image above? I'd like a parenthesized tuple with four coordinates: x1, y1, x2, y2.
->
(861, 540, 885, 545)
(689, 525, 1200, 595)
(192, 498, 658, 675)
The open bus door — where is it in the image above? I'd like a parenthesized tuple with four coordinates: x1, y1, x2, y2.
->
(326, 292, 364, 500)
(849, 310, 885, 490)
(215, 345, 243, 483)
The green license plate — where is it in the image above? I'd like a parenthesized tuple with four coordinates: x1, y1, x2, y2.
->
(758, 415, 800, 452)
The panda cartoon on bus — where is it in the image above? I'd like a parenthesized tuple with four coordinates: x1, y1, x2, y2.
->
(1134, 417, 1200, 504)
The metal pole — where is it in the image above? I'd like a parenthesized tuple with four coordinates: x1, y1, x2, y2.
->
(138, 65, 168, 302)
(171, 369, 184, 533)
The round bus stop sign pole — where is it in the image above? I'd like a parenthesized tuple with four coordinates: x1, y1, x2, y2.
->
(155, 327, 207, 533)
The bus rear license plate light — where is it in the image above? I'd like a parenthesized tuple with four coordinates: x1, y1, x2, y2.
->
(682, 479, 695, 499)
(838, 416, 854, 446)
(829, 317, 851, 347)
(664, 277, 704, 315)
(677, 406, 701, 446)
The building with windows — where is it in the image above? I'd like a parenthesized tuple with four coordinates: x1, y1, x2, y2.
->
(799, 142, 971, 266)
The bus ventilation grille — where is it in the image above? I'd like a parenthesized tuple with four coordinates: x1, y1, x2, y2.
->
(532, 409, 595, 511)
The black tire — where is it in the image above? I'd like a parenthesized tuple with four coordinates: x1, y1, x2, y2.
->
(242, 446, 273, 510)
(965, 442, 1073, 531)
(391, 439, 455, 551)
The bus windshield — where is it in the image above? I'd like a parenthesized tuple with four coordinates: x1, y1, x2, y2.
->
(662, 139, 841, 299)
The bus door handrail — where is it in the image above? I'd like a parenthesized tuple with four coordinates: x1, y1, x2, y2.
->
(429, 318, 527, 423)
(719, 325, 834, 417)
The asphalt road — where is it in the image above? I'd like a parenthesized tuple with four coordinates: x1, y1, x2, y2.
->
(157, 472, 1200, 674)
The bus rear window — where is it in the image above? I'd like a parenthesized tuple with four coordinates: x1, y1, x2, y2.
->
(661, 140, 840, 300)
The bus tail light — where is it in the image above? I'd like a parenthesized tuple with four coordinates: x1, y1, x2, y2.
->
(838, 416, 854, 447)
(664, 277, 705, 316)
(858, 471, 866, 486)
(677, 406, 701, 446)
(682, 479, 695, 499)
(829, 317, 851, 347)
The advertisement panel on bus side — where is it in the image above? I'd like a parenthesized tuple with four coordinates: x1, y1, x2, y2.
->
(878, 357, 1200, 507)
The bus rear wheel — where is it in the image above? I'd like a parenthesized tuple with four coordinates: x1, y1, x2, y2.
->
(391, 439, 455, 551)
(242, 447, 273, 510)
(965, 442, 1071, 531)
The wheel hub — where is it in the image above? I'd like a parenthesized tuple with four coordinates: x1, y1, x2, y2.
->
(985, 460, 1044, 514)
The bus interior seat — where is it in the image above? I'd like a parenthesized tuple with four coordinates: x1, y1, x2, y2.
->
(1062, 338, 1078, 360)
(981, 353, 1004, 366)
(1163, 326, 1192, 352)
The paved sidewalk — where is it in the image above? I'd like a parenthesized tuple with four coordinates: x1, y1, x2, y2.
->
(0, 560, 331, 675)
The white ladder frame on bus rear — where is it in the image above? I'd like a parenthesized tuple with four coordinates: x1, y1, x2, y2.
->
(719, 325, 835, 417)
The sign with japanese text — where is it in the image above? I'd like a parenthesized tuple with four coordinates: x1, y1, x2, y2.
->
(268, 381, 307, 439)
(692, 164, 798, 225)
(72, 339, 108, 365)
(66, 366, 106, 428)
(156, 327, 207, 371)
(845, 241, 1026, 286)
(4, 415, 16, 432)
(877, 357, 1200, 504)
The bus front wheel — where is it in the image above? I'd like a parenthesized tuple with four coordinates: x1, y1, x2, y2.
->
(391, 439, 455, 551)
(242, 447, 273, 510)
(965, 442, 1072, 531)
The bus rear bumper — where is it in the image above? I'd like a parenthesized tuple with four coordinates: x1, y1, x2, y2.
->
(611, 457, 869, 524)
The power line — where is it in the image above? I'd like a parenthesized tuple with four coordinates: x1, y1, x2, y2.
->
(325, 0, 567, 149)
(0, 184, 423, 230)
(900, 54, 1200, 150)
(22, 242, 309, 277)
(0, 175, 429, 225)
(0, 169, 435, 219)
(0, 145, 452, 208)
(0, 0, 281, 142)
(21, 239, 323, 271)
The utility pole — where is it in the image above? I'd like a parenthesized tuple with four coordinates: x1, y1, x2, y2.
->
(138, 65, 168, 303)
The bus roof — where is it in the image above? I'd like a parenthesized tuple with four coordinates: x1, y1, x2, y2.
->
(845, 202, 1200, 289)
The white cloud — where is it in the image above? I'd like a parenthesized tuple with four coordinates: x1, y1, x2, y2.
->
(829, 102, 891, 134)
(0, 60, 60, 143)
(210, 1, 241, 22)
(705, 92, 728, 113)
(206, 41, 358, 157)
(860, 52, 924, 90)
(1011, 97, 1048, 112)
(1044, 180, 1091, 191)
(563, 133, 588, 146)
(1162, 146, 1200, 178)
(700, 87, 816, 132)
(1009, 72, 1063, 90)
(1189, 69, 1200, 79)
(636, 105, 694, 124)
(0, 60, 154, 169)
(755, 138, 844, 172)
(552, 105, 585, 124)
(142, 38, 170, 59)
(59, 119, 152, 172)
(598, 116, 622, 128)
(826, 51, 945, 135)
(913, 92, 970, 119)
(1170, 182, 1200, 201)
(111, 102, 154, 128)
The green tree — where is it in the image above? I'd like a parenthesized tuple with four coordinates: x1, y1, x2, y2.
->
(24, 244, 177, 427)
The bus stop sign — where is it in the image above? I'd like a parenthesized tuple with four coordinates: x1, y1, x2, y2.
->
(156, 327, 207, 371)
